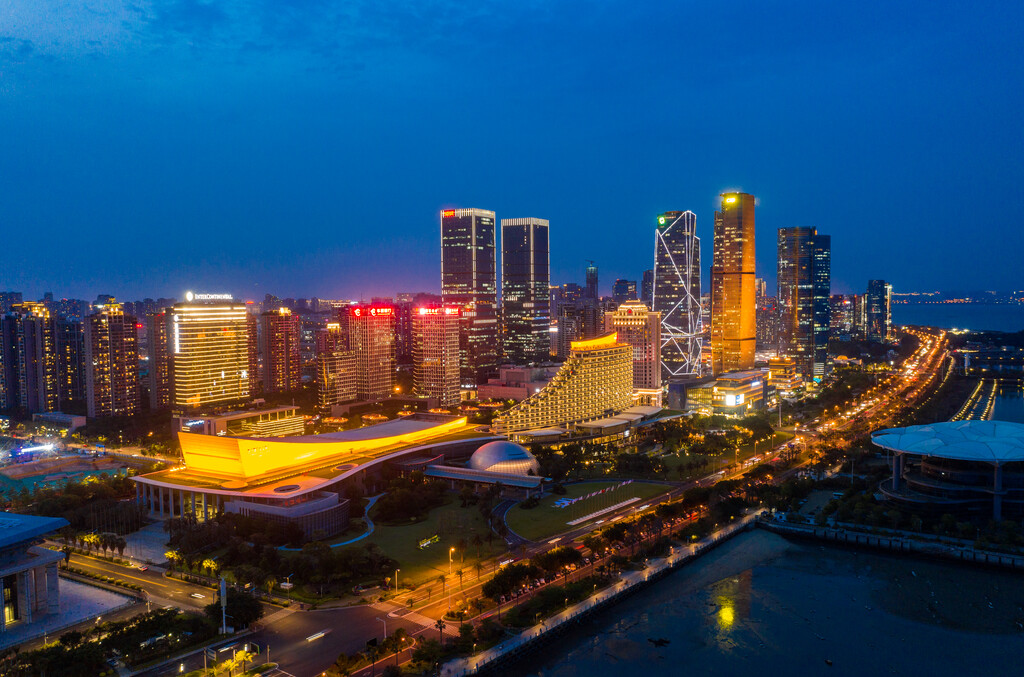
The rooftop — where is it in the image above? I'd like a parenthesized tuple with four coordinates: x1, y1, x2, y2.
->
(0, 513, 69, 548)
(872, 420, 1024, 463)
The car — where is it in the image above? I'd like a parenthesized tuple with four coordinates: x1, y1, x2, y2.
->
(137, 565, 148, 571)
(190, 593, 206, 599)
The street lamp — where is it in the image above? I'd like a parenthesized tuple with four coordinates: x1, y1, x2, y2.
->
(395, 568, 400, 593)
(449, 547, 455, 575)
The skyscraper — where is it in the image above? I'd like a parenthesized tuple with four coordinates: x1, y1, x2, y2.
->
(612, 280, 637, 305)
(585, 262, 599, 300)
(55, 318, 86, 413)
(866, 280, 893, 341)
(260, 307, 302, 393)
(654, 210, 702, 378)
(316, 322, 356, 413)
(606, 300, 662, 399)
(146, 310, 171, 410)
(349, 304, 395, 401)
(441, 208, 500, 385)
(711, 192, 756, 376)
(413, 306, 462, 406)
(501, 218, 550, 365)
(777, 227, 831, 379)
(641, 270, 654, 307)
(84, 303, 139, 418)
(170, 295, 250, 413)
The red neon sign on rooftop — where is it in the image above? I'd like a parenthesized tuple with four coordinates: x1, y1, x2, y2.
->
(351, 306, 393, 318)
(415, 306, 460, 316)
(441, 210, 456, 217)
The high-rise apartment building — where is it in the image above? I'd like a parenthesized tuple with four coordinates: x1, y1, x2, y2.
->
(0, 292, 23, 315)
(54, 319, 86, 413)
(413, 306, 462, 406)
(501, 218, 550, 365)
(349, 305, 395, 401)
(146, 311, 171, 410)
(260, 308, 302, 393)
(84, 304, 139, 418)
(315, 323, 356, 413)
(170, 296, 250, 413)
(1, 303, 60, 413)
(440, 208, 500, 385)
(641, 270, 654, 307)
(654, 210, 702, 378)
(711, 192, 756, 376)
(866, 280, 893, 341)
(606, 300, 661, 394)
(777, 227, 831, 379)
(612, 280, 637, 305)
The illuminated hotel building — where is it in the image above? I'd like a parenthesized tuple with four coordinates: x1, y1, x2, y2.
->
(653, 210, 702, 378)
(146, 310, 172, 409)
(316, 323, 356, 413)
(866, 279, 893, 342)
(441, 208, 500, 385)
(493, 333, 633, 434)
(349, 305, 395, 401)
(84, 303, 139, 418)
(606, 301, 661, 402)
(777, 227, 831, 379)
(260, 308, 301, 393)
(711, 192, 756, 376)
(501, 218, 550, 365)
(170, 295, 250, 413)
(413, 306, 462, 406)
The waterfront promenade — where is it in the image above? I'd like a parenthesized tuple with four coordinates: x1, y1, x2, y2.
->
(441, 510, 764, 676)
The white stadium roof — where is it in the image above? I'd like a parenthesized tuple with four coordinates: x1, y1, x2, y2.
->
(872, 420, 1024, 463)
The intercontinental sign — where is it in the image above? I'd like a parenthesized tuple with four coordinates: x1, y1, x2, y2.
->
(185, 291, 234, 302)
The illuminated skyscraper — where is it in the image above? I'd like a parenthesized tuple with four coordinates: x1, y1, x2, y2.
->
(441, 208, 500, 385)
(316, 323, 356, 413)
(866, 280, 893, 341)
(413, 306, 462, 406)
(777, 227, 831, 379)
(170, 295, 250, 413)
(349, 305, 395, 401)
(260, 308, 301, 393)
(585, 262, 599, 300)
(4, 303, 59, 413)
(501, 218, 550, 365)
(84, 303, 139, 418)
(711, 192, 756, 375)
(654, 210, 702, 378)
(55, 318, 86, 412)
(606, 300, 661, 398)
(146, 310, 171, 410)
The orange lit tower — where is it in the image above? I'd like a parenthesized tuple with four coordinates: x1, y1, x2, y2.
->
(711, 192, 756, 375)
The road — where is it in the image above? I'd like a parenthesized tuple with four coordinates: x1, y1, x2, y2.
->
(63, 551, 217, 611)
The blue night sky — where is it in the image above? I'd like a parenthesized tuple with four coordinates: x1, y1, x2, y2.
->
(2, 0, 1022, 302)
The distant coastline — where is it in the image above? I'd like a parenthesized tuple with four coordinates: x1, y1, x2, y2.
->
(892, 302, 1024, 333)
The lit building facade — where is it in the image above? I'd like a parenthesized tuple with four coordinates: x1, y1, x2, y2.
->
(756, 293, 779, 352)
(441, 208, 500, 385)
(413, 306, 462, 406)
(316, 323, 356, 413)
(830, 294, 856, 336)
(146, 310, 172, 410)
(777, 227, 831, 379)
(0, 303, 59, 413)
(84, 304, 139, 418)
(54, 318, 86, 413)
(687, 370, 769, 416)
(493, 333, 633, 434)
(768, 356, 804, 395)
(349, 305, 395, 401)
(711, 192, 756, 375)
(606, 301, 661, 395)
(501, 218, 550, 365)
(170, 296, 250, 413)
(0, 514, 67, 640)
(260, 308, 302, 393)
(654, 210, 702, 378)
(866, 280, 893, 341)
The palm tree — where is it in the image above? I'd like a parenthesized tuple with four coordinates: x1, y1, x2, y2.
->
(456, 569, 464, 590)
(471, 534, 483, 560)
(474, 561, 484, 581)
(436, 574, 446, 598)
(434, 618, 446, 645)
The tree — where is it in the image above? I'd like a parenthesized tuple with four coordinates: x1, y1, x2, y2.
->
(434, 618, 446, 645)
(204, 589, 264, 628)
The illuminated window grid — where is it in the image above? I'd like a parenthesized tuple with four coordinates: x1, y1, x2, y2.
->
(171, 304, 250, 410)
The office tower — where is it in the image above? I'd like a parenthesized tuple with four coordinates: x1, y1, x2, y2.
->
(778, 227, 832, 379)
(866, 280, 893, 341)
(607, 300, 661, 392)
(170, 296, 250, 413)
(84, 304, 139, 418)
(585, 262, 599, 300)
(299, 314, 327, 381)
(0, 292, 23, 314)
(146, 311, 171, 410)
(612, 280, 637, 305)
(395, 292, 443, 363)
(413, 306, 462, 406)
(501, 218, 551, 365)
(440, 208, 500, 385)
(830, 295, 855, 335)
(349, 305, 395, 401)
(260, 308, 301, 393)
(654, 210, 703, 378)
(641, 270, 654, 307)
(711, 192, 756, 376)
(55, 319, 86, 413)
(316, 323, 356, 413)
(852, 294, 868, 337)
(756, 294, 779, 351)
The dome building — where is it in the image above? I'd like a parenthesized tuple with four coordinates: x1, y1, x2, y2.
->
(468, 441, 540, 476)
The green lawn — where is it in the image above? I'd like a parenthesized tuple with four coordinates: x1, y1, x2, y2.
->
(505, 480, 673, 542)
(337, 500, 507, 586)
